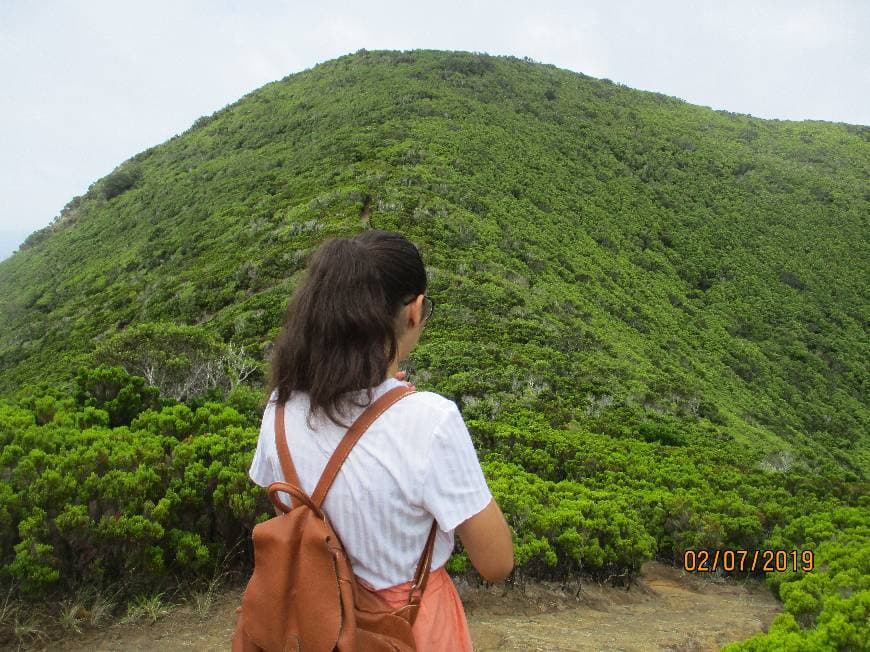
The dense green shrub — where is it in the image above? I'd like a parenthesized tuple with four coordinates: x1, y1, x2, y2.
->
(100, 163, 143, 200)
(0, 369, 867, 645)
(0, 389, 267, 598)
(722, 503, 869, 650)
(484, 459, 656, 581)
(73, 364, 162, 427)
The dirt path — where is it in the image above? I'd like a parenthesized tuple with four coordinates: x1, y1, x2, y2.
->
(464, 562, 781, 651)
(34, 561, 780, 651)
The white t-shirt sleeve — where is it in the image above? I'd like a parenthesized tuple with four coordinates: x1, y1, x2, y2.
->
(420, 401, 493, 533)
(249, 404, 277, 488)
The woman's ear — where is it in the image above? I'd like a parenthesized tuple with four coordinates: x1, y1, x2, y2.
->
(412, 294, 425, 328)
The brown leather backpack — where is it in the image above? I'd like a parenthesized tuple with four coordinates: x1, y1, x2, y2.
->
(232, 384, 438, 652)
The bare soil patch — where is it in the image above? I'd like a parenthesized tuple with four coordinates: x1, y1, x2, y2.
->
(463, 561, 781, 651)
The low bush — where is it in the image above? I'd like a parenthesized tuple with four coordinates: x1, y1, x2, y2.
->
(0, 369, 866, 647)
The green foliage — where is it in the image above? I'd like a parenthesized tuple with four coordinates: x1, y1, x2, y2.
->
(0, 368, 867, 645)
(73, 364, 161, 427)
(224, 384, 269, 428)
(722, 504, 869, 650)
(484, 459, 656, 581)
(100, 163, 143, 200)
(0, 386, 267, 599)
(89, 322, 230, 402)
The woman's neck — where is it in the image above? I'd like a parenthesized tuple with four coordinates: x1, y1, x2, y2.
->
(386, 358, 399, 381)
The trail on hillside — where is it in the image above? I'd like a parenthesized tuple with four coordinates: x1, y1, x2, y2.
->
(42, 561, 780, 652)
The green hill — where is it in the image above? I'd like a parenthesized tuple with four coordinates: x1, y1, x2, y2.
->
(0, 49, 867, 649)
(2, 48, 866, 476)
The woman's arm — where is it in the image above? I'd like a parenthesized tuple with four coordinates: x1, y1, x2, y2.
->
(455, 498, 514, 583)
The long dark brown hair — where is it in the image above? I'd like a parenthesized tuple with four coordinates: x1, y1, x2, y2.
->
(265, 229, 427, 430)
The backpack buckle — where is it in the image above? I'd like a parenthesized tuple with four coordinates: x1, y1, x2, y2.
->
(407, 582, 423, 605)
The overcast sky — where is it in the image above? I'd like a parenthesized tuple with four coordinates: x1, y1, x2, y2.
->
(1, 0, 868, 262)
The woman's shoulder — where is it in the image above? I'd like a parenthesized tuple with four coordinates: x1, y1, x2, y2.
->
(406, 388, 453, 407)
(399, 389, 463, 429)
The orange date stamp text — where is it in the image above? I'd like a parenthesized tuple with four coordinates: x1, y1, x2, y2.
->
(683, 549, 814, 573)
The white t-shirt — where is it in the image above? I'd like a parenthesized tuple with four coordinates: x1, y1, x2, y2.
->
(248, 377, 493, 590)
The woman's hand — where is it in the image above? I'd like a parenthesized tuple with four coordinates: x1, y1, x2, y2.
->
(393, 369, 415, 389)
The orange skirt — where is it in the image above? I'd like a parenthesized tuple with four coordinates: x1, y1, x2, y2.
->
(374, 566, 473, 651)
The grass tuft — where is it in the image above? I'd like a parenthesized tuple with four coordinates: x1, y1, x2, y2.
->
(57, 598, 87, 634)
(120, 592, 171, 625)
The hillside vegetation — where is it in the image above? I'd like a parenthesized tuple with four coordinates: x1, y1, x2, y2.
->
(0, 50, 867, 649)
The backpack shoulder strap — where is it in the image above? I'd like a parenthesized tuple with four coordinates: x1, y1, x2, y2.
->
(311, 384, 416, 508)
(406, 519, 438, 621)
(275, 401, 302, 508)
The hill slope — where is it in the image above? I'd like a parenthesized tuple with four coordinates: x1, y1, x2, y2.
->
(0, 48, 867, 477)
